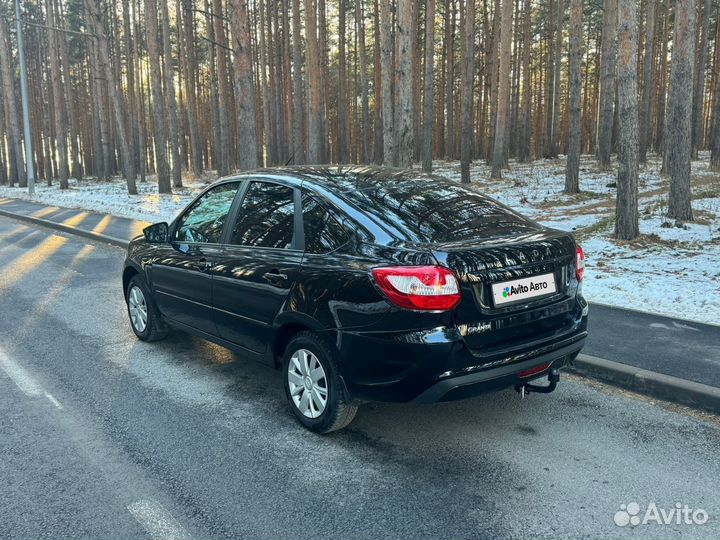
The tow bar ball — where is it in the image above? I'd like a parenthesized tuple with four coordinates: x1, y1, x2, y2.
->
(516, 368, 560, 399)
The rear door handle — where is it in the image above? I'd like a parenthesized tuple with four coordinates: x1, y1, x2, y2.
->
(198, 258, 213, 271)
(263, 271, 288, 283)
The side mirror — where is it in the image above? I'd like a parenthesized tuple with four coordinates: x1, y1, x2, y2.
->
(143, 222, 169, 244)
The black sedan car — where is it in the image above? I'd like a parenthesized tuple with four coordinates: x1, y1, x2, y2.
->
(123, 167, 588, 433)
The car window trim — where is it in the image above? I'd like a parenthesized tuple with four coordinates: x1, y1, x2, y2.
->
(300, 190, 355, 255)
(223, 178, 301, 250)
(219, 179, 250, 245)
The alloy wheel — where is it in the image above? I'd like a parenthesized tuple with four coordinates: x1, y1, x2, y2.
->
(128, 285, 148, 333)
(287, 348, 328, 418)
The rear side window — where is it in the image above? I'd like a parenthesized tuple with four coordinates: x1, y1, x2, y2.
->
(175, 182, 239, 243)
(229, 181, 295, 248)
(302, 195, 349, 254)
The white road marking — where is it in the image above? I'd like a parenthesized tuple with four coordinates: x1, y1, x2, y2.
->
(44, 392, 63, 409)
(127, 500, 191, 540)
(0, 347, 44, 397)
(0, 347, 63, 409)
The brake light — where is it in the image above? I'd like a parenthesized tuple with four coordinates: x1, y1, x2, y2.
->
(575, 245, 585, 282)
(372, 266, 461, 311)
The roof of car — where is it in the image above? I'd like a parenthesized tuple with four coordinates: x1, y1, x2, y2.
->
(220, 165, 453, 194)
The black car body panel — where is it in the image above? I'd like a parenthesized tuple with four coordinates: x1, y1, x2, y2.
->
(123, 166, 588, 403)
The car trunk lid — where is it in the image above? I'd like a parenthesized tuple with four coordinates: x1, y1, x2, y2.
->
(430, 230, 579, 359)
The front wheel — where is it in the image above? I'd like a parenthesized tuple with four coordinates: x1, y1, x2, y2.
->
(126, 275, 167, 342)
(282, 331, 358, 433)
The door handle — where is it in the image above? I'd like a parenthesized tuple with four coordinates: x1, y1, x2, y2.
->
(198, 259, 213, 271)
(263, 271, 288, 283)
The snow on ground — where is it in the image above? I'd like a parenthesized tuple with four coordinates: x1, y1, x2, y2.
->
(0, 154, 718, 324)
(0, 176, 201, 223)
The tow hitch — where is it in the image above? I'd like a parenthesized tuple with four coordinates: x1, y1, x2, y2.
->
(515, 368, 560, 399)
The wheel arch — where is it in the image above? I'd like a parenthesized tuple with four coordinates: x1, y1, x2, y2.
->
(122, 262, 146, 298)
(271, 312, 328, 368)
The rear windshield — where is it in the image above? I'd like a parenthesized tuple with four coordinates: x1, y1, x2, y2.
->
(336, 177, 538, 244)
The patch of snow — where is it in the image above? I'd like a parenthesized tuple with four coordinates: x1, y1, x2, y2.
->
(582, 234, 720, 325)
(0, 176, 199, 223)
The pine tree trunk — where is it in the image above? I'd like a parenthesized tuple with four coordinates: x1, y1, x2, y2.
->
(134, 0, 148, 181)
(291, 0, 305, 164)
(305, 0, 324, 163)
(638, 0, 655, 163)
(0, 18, 25, 187)
(394, 0, 414, 167)
(180, 0, 202, 176)
(549, 0, 564, 158)
(212, 0, 230, 175)
(565, 0, 582, 194)
(490, 0, 512, 179)
(338, 0, 348, 163)
(122, 0, 139, 182)
(228, 0, 259, 171)
(518, 0, 532, 162)
(444, 0, 455, 158)
(262, 0, 278, 165)
(372, 0, 384, 163)
(459, 0, 475, 183)
(144, 0, 171, 193)
(615, 0, 640, 239)
(597, 0, 617, 168)
(655, 2, 669, 153)
(711, 15, 720, 170)
(318, 0, 330, 161)
(379, 0, 396, 165)
(58, 0, 82, 181)
(159, 0, 182, 186)
(487, 0, 500, 162)
(46, 0, 69, 188)
(691, 0, 711, 155)
(509, 0, 521, 157)
(357, 0, 370, 163)
(542, 0, 554, 157)
(422, 0, 436, 172)
(204, 0, 221, 171)
(85, 0, 137, 194)
(667, 0, 696, 221)
(411, 2, 422, 161)
(281, 1, 293, 164)
(270, 3, 283, 163)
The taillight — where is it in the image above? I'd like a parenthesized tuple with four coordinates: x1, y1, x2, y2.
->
(371, 266, 461, 311)
(575, 245, 585, 282)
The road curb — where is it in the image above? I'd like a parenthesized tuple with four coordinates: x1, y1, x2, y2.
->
(570, 354, 720, 415)
(0, 207, 130, 249)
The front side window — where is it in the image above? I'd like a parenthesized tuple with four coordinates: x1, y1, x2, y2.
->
(302, 195, 349, 254)
(175, 182, 240, 243)
(229, 182, 295, 248)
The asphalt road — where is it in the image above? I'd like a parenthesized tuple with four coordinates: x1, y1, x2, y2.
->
(1, 217, 719, 540)
(584, 304, 720, 388)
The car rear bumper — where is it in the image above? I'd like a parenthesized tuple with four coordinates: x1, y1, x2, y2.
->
(410, 338, 583, 402)
(337, 302, 587, 403)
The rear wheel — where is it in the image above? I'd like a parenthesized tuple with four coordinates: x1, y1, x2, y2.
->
(282, 331, 357, 433)
(126, 275, 167, 342)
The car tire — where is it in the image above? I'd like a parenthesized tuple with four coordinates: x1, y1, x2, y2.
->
(282, 331, 358, 433)
(126, 275, 168, 342)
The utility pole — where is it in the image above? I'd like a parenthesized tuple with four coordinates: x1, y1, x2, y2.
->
(15, 0, 34, 195)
